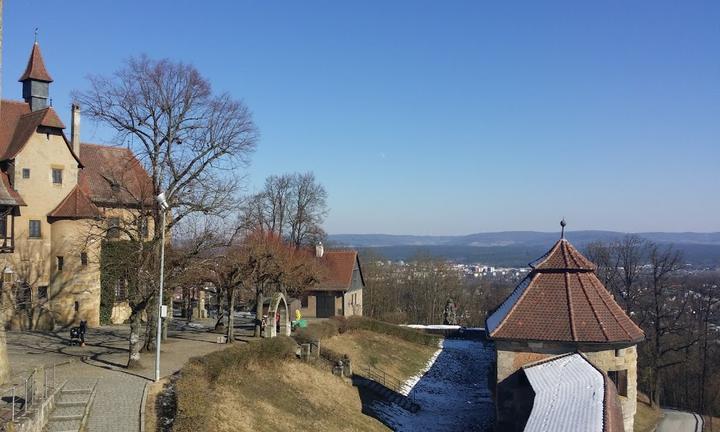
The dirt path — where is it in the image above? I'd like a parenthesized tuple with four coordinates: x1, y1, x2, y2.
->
(369, 338, 495, 431)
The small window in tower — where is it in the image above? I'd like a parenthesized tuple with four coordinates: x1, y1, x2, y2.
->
(57, 256, 64, 272)
(52, 168, 63, 185)
(29, 220, 41, 238)
(22, 168, 30, 179)
(608, 370, 628, 397)
(38, 286, 48, 301)
(107, 217, 121, 238)
(81, 252, 88, 267)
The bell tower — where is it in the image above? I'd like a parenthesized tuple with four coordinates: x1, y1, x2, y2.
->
(19, 33, 53, 111)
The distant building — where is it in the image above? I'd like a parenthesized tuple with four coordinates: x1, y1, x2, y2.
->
(486, 232, 644, 432)
(299, 247, 364, 318)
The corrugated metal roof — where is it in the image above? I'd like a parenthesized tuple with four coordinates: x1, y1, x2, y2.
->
(523, 354, 605, 432)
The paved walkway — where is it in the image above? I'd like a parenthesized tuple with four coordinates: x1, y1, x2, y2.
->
(6, 318, 255, 431)
(658, 409, 704, 432)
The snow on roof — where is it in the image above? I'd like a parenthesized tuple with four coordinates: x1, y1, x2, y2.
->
(485, 274, 531, 334)
(523, 353, 605, 432)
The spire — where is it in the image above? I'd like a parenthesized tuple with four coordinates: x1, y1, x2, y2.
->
(19, 40, 53, 83)
(560, 218, 566, 239)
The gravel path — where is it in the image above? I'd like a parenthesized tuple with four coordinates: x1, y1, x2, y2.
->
(370, 338, 495, 431)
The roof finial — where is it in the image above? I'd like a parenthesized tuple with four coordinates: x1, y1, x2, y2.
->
(34, 27, 39, 44)
(560, 218, 567, 239)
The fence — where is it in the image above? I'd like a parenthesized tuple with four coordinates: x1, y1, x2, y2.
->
(359, 363, 415, 402)
(0, 363, 57, 427)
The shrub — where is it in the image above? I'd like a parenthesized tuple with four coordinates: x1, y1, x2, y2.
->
(346, 316, 439, 347)
(330, 316, 349, 334)
(292, 320, 340, 344)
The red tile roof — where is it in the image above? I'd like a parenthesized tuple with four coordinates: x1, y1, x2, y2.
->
(313, 250, 361, 291)
(487, 238, 644, 344)
(0, 172, 25, 206)
(18, 43, 53, 82)
(78, 143, 154, 207)
(48, 185, 100, 219)
(0, 100, 72, 161)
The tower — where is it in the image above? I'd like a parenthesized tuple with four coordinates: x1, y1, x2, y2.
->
(19, 38, 53, 111)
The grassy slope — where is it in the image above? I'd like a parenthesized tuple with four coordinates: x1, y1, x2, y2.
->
(634, 393, 661, 432)
(323, 329, 438, 382)
(169, 325, 439, 432)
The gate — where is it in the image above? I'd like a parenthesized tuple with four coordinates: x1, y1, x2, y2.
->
(316, 294, 335, 318)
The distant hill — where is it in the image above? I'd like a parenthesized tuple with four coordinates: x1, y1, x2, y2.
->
(328, 231, 720, 266)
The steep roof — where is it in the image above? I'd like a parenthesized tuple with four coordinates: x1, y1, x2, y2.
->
(0, 173, 25, 206)
(313, 250, 362, 292)
(486, 238, 644, 344)
(48, 185, 100, 219)
(78, 143, 153, 207)
(0, 100, 76, 162)
(18, 42, 53, 82)
(522, 353, 624, 432)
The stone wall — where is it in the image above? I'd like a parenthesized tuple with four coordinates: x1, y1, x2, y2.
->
(495, 340, 639, 432)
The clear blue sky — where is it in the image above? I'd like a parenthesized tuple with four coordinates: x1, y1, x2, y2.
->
(3, 1, 718, 235)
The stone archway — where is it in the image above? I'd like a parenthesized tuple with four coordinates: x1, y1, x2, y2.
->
(264, 292, 290, 338)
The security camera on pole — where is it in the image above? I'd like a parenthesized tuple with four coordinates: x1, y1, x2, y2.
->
(155, 192, 170, 382)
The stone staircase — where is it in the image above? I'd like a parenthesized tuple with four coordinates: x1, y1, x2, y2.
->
(45, 380, 97, 432)
(354, 375, 420, 413)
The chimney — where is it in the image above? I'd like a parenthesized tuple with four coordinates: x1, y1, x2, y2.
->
(315, 242, 324, 258)
(71, 103, 80, 158)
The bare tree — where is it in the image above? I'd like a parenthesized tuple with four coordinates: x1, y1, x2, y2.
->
(241, 172, 328, 248)
(74, 56, 257, 368)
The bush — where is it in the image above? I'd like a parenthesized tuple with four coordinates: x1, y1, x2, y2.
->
(330, 316, 349, 334)
(346, 316, 439, 347)
(293, 320, 340, 344)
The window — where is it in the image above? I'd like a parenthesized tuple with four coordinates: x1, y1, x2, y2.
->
(38, 286, 48, 301)
(80, 252, 88, 266)
(56, 256, 64, 272)
(29, 220, 41, 238)
(52, 168, 63, 184)
(114, 279, 128, 301)
(17, 283, 31, 310)
(107, 217, 121, 238)
(140, 217, 149, 238)
(22, 168, 30, 179)
(608, 370, 628, 397)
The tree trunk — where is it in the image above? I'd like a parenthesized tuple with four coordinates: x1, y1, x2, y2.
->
(254, 287, 263, 337)
(144, 300, 157, 352)
(0, 327, 10, 384)
(128, 311, 143, 369)
(226, 289, 235, 343)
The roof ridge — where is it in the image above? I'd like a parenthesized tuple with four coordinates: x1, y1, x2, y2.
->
(491, 275, 535, 337)
(565, 272, 577, 341)
(588, 275, 636, 340)
(576, 272, 611, 341)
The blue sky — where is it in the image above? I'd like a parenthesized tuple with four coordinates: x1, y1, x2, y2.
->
(3, 1, 718, 235)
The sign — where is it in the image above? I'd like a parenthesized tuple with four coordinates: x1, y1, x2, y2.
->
(161, 305, 168, 318)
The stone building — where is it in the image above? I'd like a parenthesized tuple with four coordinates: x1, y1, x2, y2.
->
(0, 40, 153, 328)
(486, 227, 644, 432)
(299, 245, 364, 318)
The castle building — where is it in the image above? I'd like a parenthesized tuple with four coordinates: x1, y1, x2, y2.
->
(486, 224, 645, 432)
(0, 41, 152, 328)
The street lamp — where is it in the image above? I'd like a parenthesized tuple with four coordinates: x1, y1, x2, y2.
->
(154, 192, 170, 382)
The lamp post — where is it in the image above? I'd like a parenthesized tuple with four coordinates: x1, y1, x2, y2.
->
(155, 192, 169, 382)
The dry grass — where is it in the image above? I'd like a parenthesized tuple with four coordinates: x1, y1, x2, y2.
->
(704, 416, 720, 432)
(634, 393, 661, 432)
(143, 378, 169, 432)
(323, 329, 438, 382)
(171, 337, 389, 432)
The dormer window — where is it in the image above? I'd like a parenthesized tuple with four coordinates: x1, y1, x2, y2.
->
(110, 182, 120, 192)
(52, 168, 63, 185)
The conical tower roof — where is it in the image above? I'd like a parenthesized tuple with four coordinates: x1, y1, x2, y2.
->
(19, 42, 53, 82)
(486, 227, 644, 344)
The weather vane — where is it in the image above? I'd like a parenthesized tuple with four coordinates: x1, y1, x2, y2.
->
(560, 218, 567, 239)
(34, 27, 38, 43)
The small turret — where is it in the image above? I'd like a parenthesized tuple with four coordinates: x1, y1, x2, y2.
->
(19, 37, 53, 111)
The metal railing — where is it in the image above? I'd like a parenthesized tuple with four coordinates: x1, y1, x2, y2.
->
(0, 363, 57, 427)
(359, 364, 415, 402)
